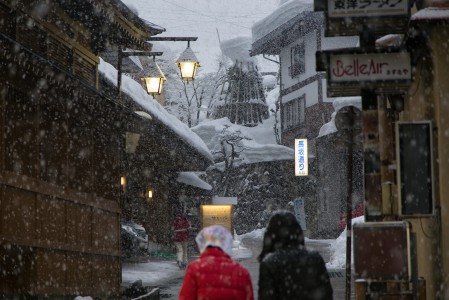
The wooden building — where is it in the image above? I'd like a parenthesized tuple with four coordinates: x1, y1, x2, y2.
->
(0, 0, 212, 298)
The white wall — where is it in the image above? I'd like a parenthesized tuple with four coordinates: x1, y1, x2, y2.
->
(280, 28, 359, 106)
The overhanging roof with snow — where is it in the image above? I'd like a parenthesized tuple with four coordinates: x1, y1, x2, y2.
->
(251, 2, 322, 56)
(177, 172, 212, 191)
(98, 59, 214, 170)
(57, 0, 165, 52)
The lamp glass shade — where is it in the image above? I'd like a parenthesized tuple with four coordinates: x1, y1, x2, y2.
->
(148, 190, 153, 199)
(143, 76, 164, 95)
(176, 46, 200, 81)
(177, 61, 198, 81)
(142, 60, 166, 95)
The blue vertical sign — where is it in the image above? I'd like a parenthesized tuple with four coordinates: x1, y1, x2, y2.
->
(294, 198, 307, 230)
(295, 138, 308, 176)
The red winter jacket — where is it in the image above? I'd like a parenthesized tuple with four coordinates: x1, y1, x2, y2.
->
(179, 247, 254, 300)
(174, 214, 190, 242)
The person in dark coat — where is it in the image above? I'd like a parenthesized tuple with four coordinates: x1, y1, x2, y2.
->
(179, 225, 254, 300)
(258, 211, 333, 300)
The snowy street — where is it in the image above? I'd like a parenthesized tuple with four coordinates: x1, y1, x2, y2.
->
(122, 235, 352, 299)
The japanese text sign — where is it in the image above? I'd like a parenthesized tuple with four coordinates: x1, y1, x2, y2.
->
(295, 139, 308, 176)
(328, 0, 408, 17)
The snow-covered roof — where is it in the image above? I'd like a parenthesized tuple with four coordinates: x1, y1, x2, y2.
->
(118, 0, 166, 34)
(177, 172, 212, 190)
(98, 58, 213, 163)
(251, 0, 319, 55)
(252, 0, 313, 43)
(318, 97, 362, 137)
(411, 6, 449, 21)
(192, 113, 294, 167)
(221, 37, 256, 64)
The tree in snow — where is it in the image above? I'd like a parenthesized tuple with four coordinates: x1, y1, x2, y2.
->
(212, 125, 252, 195)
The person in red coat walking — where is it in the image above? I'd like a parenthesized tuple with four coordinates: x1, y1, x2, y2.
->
(179, 225, 254, 300)
(173, 212, 190, 270)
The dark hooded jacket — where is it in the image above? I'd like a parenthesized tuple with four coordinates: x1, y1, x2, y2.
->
(258, 211, 333, 300)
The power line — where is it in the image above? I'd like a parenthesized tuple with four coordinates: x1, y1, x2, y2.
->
(163, 0, 252, 29)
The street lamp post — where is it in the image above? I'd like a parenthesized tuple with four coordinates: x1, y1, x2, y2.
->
(117, 36, 199, 97)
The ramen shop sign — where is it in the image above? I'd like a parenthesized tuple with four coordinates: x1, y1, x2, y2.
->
(330, 52, 411, 82)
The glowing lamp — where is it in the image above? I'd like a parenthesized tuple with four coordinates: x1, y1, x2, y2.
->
(176, 47, 200, 81)
(142, 59, 166, 95)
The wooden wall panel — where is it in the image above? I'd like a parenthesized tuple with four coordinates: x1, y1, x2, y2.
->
(4, 85, 38, 177)
(67, 102, 93, 193)
(0, 244, 36, 295)
(92, 208, 119, 251)
(66, 202, 91, 248)
(66, 253, 92, 296)
(35, 249, 66, 294)
(36, 195, 66, 244)
(91, 255, 120, 296)
(39, 99, 68, 186)
(92, 115, 121, 202)
(2, 186, 36, 241)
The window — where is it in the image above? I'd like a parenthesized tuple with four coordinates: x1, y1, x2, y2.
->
(282, 96, 305, 130)
(289, 43, 305, 77)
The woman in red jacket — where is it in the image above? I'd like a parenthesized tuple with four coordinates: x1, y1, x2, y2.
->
(179, 225, 254, 300)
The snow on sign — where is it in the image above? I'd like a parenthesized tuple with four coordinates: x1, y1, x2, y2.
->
(330, 52, 412, 82)
(294, 139, 308, 176)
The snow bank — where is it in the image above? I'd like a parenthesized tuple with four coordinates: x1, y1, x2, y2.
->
(98, 58, 213, 163)
(252, 0, 313, 43)
(236, 228, 265, 241)
(326, 215, 365, 268)
(318, 97, 361, 137)
(220, 36, 256, 64)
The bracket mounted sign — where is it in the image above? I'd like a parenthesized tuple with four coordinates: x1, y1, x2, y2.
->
(315, 0, 410, 36)
(316, 47, 412, 96)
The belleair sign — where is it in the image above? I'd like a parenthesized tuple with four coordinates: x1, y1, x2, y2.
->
(316, 48, 412, 96)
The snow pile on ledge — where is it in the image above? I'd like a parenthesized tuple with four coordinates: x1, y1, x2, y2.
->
(318, 97, 362, 137)
(221, 36, 256, 64)
(326, 215, 365, 268)
(252, 0, 313, 43)
(98, 58, 213, 163)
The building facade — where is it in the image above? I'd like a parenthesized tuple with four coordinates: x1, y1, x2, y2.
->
(0, 0, 212, 298)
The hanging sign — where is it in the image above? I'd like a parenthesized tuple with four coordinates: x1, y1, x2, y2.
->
(316, 48, 412, 96)
(328, 0, 408, 18)
(330, 52, 411, 82)
(314, 0, 410, 37)
(295, 139, 308, 176)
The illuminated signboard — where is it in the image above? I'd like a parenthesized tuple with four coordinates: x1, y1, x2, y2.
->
(329, 52, 412, 82)
(295, 139, 308, 176)
(316, 48, 412, 96)
(201, 205, 233, 233)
